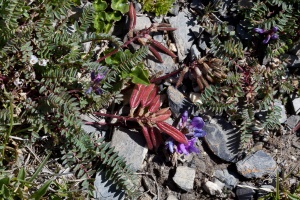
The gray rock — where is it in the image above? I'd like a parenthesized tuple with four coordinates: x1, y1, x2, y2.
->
(236, 150, 278, 178)
(94, 170, 125, 200)
(255, 100, 287, 124)
(203, 118, 239, 162)
(213, 178, 225, 190)
(292, 98, 300, 114)
(286, 115, 300, 129)
(203, 181, 223, 196)
(190, 25, 204, 39)
(190, 44, 201, 60)
(80, 114, 106, 135)
(134, 16, 152, 31)
(167, 9, 196, 62)
(153, 16, 163, 23)
(152, 32, 164, 42)
(290, 44, 300, 56)
(135, 3, 142, 13)
(198, 39, 207, 51)
(214, 169, 238, 190)
(180, 193, 194, 200)
(167, 194, 178, 200)
(282, 54, 300, 68)
(169, 4, 180, 16)
(236, 185, 255, 200)
(173, 166, 195, 191)
(274, 100, 287, 123)
(111, 127, 148, 171)
(146, 42, 178, 76)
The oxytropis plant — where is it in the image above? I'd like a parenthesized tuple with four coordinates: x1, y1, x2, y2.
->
(166, 111, 206, 155)
(94, 84, 188, 150)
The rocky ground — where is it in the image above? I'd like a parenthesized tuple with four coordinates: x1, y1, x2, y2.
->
(82, 0, 300, 199)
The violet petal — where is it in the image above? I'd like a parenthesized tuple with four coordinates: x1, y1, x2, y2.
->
(194, 130, 206, 137)
(191, 117, 205, 129)
(181, 110, 188, 124)
(272, 27, 278, 33)
(263, 34, 271, 44)
(254, 28, 265, 34)
(271, 34, 279, 40)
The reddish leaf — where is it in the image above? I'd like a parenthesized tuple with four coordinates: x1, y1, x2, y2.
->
(150, 40, 177, 58)
(151, 110, 171, 122)
(157, 23, 172, 27)
(156, 27, 177, 31)
(144, 86, 157, 107)
(149, 46, 163, 63)
(148, 95, 160, 113)
(129, 2, 136, 31)
(130, 84, 144, 109)
(140, 84, 155, 107)
(156, 121, 188, 144)
(155, 107, 170, 115)
(149, 127, 157, 149)
(141, 125, 153, 150)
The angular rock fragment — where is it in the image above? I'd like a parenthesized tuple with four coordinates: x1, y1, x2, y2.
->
(173, 166, 196, 191)
(236, 150, 278, 179)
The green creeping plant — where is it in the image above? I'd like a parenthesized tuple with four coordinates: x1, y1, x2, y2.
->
(93, 0, 129, 33)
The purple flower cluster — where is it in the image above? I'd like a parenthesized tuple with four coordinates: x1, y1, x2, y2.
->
(165, 111, 206, 155)
(86, 67, 107, 95)
(254, 27, 279, 44)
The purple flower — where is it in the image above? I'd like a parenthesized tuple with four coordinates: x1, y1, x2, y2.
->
(177, 138, 199, 155)
(262, 34, 271, 44)
(191, 117, 205, 129)
(254, 28, 265, 34)
(165, 138, 175, 153)
(86, 67, 107, 95)
(254, 26, 279, 44)
(179, 110, 188, 128)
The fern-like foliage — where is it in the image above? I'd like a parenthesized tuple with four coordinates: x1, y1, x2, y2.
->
(0, 0, 144, 198)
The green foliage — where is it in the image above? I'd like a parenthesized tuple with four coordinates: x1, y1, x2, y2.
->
(241, 0, 299, 58)
(0, 0, 144, 198)
(194, 0, 299, 150)
(93, 0, 129, 33)
(139, 0, 175, 16)
(0, 154, 51, 200)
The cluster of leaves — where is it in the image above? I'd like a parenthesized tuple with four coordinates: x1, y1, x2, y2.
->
(138, 0, 175, 16)
(0, 0, 148, 198)
(93, 0, 129, 33)
(192, 0, 299, 149)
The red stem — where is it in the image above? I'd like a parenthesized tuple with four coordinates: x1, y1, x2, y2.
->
(150, 68, 183, 83)
(93, 112, 138, 122)
(96, 36, 138, 63)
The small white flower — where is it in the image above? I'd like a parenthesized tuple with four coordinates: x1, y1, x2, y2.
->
(39, 59, 49, 66)
(30, 55, 39, 65)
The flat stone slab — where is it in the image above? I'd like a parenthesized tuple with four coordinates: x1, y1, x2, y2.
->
(111, 127, 148, 171)
(173, 166, 195, 191)
(236, 150, 277, 179)
(214, 169, 238, 190)
(167, 9, 196, 62)
(203, 118, 239, 162)
(286, 115, 300, 129)
(94, 171, 125, 200)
